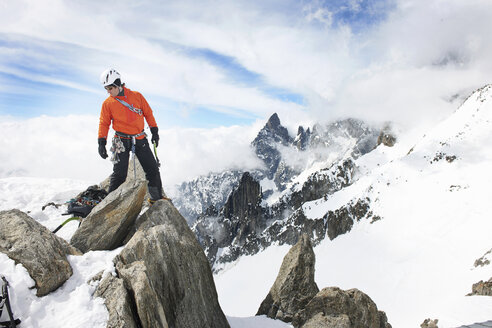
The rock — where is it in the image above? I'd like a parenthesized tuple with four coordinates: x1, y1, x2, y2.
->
(94, 274, 138, 328)
(474, 248, 492, 267)
(325, 197, 380, 240)
(252, 113, 293, 180)
(257, 234, 319, 322)
(468, 277, 492, 296)
(377, 131, 396, 147)
(420, 318, 439, 328)
(292, 287, 392, 328)
(0, 209, 80, 296)
(70, 180, 147, 253)
(301, 312, 351, 328)
(293, 126, 311, 150)
(114, 200, 230, 328)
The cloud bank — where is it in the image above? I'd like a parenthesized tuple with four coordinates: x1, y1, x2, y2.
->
(0, 115, 263, 186)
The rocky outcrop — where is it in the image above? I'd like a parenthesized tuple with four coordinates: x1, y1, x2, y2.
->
(468, 277, 492, 296)
(0, 209, 80, 296)
(97, 200, 230, 328)
(420, 318, 439, 328)
(325, 197, 380, 240)
(257, 233, 391, 328)
(222, 172, 264, 246)
(294, 126, 311, 150)
(292, 287, 392, 328)
(474, 248, 491, 267)
(289, 158, 356, 210)
(70, 180, 147, 253)
(257, 234, 319, 322)
(377, 131, 396, 147)
(94, 273, 138, 328)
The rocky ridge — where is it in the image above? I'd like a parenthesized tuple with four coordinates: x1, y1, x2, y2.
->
(189, 114, 385, 271)
(0, 173, 229, 328)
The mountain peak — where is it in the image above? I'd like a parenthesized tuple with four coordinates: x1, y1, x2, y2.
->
(266, 113, 281, 128)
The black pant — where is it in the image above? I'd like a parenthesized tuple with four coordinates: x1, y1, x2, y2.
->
(108, 137, 163, 200)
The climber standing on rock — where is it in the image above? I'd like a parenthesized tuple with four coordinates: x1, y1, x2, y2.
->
(97, 68, 166, 204)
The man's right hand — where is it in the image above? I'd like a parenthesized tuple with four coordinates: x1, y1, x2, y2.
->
(98, 138, 108, 159)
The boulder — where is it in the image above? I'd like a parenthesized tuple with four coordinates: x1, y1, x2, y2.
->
(112, 200, 230, 328)
(94, 273, 138, 328)
(257, 234, 319, 322)
(0, 209, 80, 296)
(292, 287, 392, 328)
(70, 180, 147, 253)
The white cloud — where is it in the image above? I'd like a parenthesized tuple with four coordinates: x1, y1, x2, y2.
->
(0, 115, 263, 187)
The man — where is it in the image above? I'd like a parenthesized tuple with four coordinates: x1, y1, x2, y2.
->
(97, 68, 165, 204)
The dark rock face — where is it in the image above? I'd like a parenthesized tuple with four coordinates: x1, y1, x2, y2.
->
(257, 234, 319, 322)
(193, 171, 268, 265)
(294, 126, 311, 150)
(193, 159, 378, 272)
(252, 113, 293, 180)
(292, 287, 392, 328)
(325, 198, 380, 240)
(0, 209, 80, 296)
(97, 200, 230, 328)
(289, 159, 356, 210)
(173, 170, 244, 224)
(222, 172, 264, 245)
(70, 180, 147, 253)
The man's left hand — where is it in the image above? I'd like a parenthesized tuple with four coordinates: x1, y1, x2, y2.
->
(150, 127, 159, 147)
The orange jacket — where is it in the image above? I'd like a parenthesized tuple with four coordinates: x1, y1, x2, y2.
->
(98, 87, 158, 139)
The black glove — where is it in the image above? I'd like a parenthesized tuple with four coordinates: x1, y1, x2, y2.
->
(150, 127, 159, 147)
(98, 138, 108, 159)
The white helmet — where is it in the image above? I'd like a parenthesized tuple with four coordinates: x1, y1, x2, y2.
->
(100, 68, 121, 87)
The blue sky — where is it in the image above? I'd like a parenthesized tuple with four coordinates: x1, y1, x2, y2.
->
(1, 0, 492, 130)
(0, 0, 398, 129)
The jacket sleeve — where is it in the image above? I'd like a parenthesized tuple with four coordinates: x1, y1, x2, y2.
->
(98, 102, 112, 139)
(139, 93, 158, 128)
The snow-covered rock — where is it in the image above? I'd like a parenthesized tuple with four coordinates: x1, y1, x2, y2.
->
(0, 209, 80, 296)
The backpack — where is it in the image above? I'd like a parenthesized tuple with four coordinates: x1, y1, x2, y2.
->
(65, 185, 108, 218)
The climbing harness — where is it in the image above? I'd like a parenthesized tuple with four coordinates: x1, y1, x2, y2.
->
(114, 98, 143, 116)
(113, 131, 147, 181)
(0, 276, 20, 328)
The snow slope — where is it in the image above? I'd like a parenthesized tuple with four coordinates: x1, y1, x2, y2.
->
(215, 85, 492, 327)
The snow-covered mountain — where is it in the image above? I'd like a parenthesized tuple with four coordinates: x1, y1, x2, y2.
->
(215, 85, 492, 327)
(173, 114, 383, 269)
(172, 114, 381, 225)
(2, 85, 492, 328)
